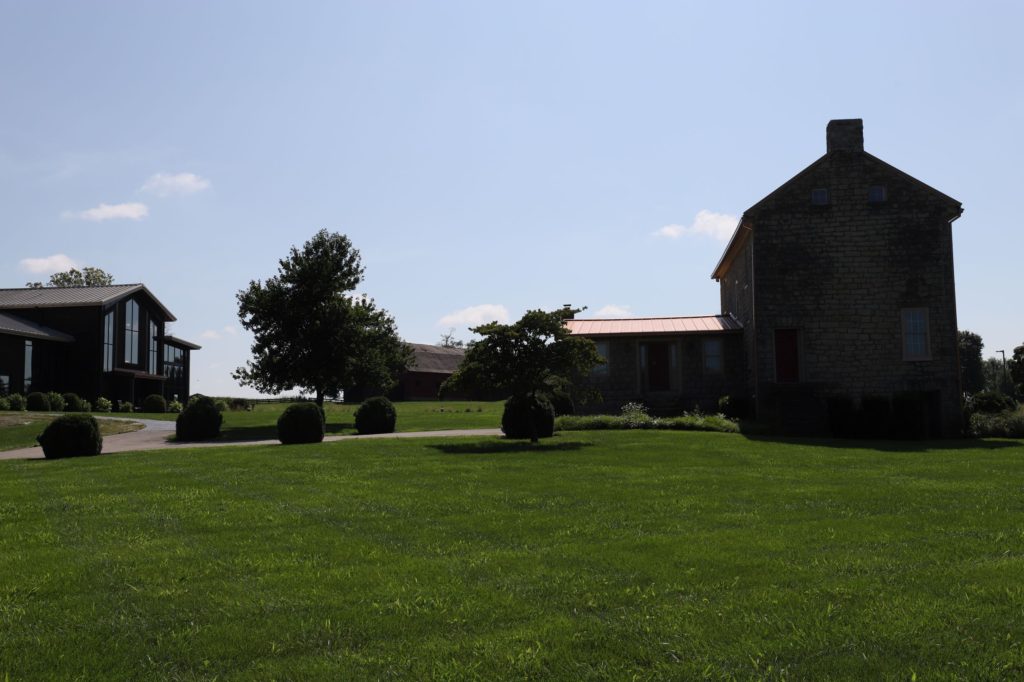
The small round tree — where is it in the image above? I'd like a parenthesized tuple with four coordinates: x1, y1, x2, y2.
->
(277, 403, 326, 444)
(142, 394, 168, 413)
(37, 414, 103, 459)
(501, 394, 555, 440)
(354, 396, 397, 435)
(176, 394, 223, 441)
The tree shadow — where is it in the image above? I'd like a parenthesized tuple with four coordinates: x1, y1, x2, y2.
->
(429, 439, 593, 455)
(740, 434, 1023, 453)
(212, 421, 354, 443)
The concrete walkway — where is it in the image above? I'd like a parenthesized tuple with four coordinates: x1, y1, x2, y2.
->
(0, 417, 503, 461)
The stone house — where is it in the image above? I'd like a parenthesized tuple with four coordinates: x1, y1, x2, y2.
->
(571, 119, 964, 436)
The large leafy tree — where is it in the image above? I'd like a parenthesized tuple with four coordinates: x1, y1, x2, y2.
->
(26, 267, 114, 288)
(958, 330, 985, 395)
(441, 307, 603, 406)
(233, 230, 411, 406)
(1010, 344, 1024, 396)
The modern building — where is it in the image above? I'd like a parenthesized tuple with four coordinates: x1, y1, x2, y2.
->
(0, 284, 200, 406)
(570, 119, 964, 436)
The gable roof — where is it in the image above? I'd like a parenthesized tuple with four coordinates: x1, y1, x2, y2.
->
(0, 284, 177, 321)
(711, 144, 963, 282)
(566, 315, 742, 337)
(406, 343, 465, 374)
(0, 311, 75, 343)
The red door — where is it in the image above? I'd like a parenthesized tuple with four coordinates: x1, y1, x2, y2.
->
(775, 329, 799, 382)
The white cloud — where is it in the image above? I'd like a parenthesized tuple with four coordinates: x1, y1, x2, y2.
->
(141, 172, 211, 197)
(199, 329, 222, 340)
(222, 325, 237, 336)
(63, 202, 149, 222)
(19, 253, 80, 274)
(437, 304, 510, 328)
(592, 304, 632, 318)
(653, 209, 738, 241)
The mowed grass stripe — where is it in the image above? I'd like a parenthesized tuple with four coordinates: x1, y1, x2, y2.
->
(1, 432, 1023, 679)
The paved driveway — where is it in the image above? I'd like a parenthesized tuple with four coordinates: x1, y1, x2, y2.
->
(0, 417, 502, 461)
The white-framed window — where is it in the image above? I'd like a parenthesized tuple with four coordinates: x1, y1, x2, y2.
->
(901, 308, 931, 361)
(702, 338, 723, 373)
(591, 340, 609, 378)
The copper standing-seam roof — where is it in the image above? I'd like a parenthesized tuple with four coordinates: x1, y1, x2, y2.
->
(0, 284, 177, 321)
(0, 311, 76, 343)
(566, 315, 742, 336)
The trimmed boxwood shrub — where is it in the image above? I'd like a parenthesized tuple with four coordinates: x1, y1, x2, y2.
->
(176, 394, 223, 441)
(355, 396, 397, 435)
(8, 393, 26, 411)
(62, 392, 85, 412)
(94, 396, 113, 413)
(501, 394, 555, 441)
(46, 392, 65, 412)
(0, 396, 9, 411)
(26, 392, 49, 411)
(142, 394, 167, 413)
(36, 414, 103, 459)
(277, 403, 326, 444)
(117, 400, 134, 413)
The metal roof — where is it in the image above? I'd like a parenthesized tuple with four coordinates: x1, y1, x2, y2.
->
(407, 343, 465, 374)
(163, 335, 202, 350)
(0, 311, 75, 343)
(566, 315, 742, 336)
(0, 284, 177, 321)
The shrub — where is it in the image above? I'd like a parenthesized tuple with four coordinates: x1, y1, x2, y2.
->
(142, 394, 167, 413)
(117, 400, 134, 413)
(94, 397, 113, 413)
(36, 414, 103, 459)
(0, 396, 9, 411)
(501, 394, 555, 440)
(80, 400, 92, 412)
(8, 393, 26, 411)
(167, 400, 183, 413)
(45, 391, 65, 412)
(26, 392, 49, 411)
(62, 392, 85, 412)
(826, 396, 857, 437)
(277, 403, 326, 444)
(621, 401, 657, 429)
(967, 390, 1017, 415)
(355, 396, 397, 435)
(175, 394, 223, 441)
(969, 407, 1024, 438)
(549, 391, 575, 417)
(228, 397, 252, 411)
(858, 395, 891, 439)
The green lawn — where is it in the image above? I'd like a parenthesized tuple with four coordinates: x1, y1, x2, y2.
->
(1, 431, 1023, 678)
(0, 414, 143, 451)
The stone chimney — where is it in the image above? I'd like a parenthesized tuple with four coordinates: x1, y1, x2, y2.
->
(826, 119, 864, 153)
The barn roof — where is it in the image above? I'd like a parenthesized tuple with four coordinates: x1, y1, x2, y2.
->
(407, 343, 465, 374)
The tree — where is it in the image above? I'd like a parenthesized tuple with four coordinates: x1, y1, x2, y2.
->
(441, 307, 603, 440)
(1011, 345, 1024, 395)
(233, 230, 411, 406)
(958, 330, 985, 395)
(26, 266, 114, 288)
(438, 328, 465, 348)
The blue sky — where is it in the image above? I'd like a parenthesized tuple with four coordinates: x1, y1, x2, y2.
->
(2, 1, 1021, 396)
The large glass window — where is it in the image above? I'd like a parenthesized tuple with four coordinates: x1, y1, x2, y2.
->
(23, 340, 32, 392)
(703, 338, 723, 374)
(124, 299, 139, 365)
(902, 308, 930, 361)
(591, 340, 609, 378)
(103, 310, 115, 371)
(148, 320, 158, 374)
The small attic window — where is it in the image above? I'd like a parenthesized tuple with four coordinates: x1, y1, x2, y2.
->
(810, 188, 830, 205)
(868, 185, 887, 203)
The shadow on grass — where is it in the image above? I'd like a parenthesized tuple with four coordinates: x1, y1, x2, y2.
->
(430, 439, 593, 455)
(741, 434, 1023, 452)
(212, 421, 354, 443)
